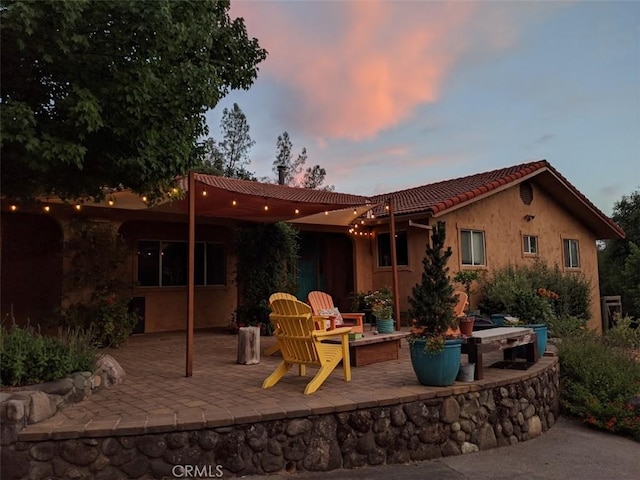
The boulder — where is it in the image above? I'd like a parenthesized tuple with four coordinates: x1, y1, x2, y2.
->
(96, 355, 126, 388)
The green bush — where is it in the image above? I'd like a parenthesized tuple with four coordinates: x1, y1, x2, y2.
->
(479, 261, 591, 322)
(0, 323, 97, 387)
(557, 329, 640, 440)
(546, 315, 587, 339)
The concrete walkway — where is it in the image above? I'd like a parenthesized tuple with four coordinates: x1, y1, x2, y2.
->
(242, 416, 640, 480)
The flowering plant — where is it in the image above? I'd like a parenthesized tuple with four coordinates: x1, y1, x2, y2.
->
(537, 288, 560, 301)
(364, 287, 394, 319)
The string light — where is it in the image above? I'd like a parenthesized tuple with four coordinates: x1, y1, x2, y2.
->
(108, 198, 115, 206)
(43, 205, 50, 213)
(295, 208, 300, 214)
(232, 200, 237, 206)
(142, 196, 148, 203)
(202, 190, 207, 197)
(324, 211, 329, 215)
(353, 208, 357, 215)
(264, 199, 269, 211)
(75, 204, 82, 211)
(10, 205, 17, 211)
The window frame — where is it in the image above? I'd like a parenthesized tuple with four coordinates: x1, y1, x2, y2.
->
(460, 229, 486, 267)
(563, 238, 580, 269)
(523, 234, 539, 256)
(376, 230, 409, 268)
(136, 239, 226, 288)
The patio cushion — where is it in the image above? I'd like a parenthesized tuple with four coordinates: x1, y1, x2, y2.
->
(318, 307, 344, 327)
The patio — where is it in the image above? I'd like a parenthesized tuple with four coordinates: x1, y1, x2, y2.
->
(14, 330, 559, 478)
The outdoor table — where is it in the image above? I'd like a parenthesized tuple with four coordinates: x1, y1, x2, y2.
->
(461, 327, 538, 380)
(325, 331, 411, 366)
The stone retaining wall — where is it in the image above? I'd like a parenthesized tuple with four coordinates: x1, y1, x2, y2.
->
(3, 361, 559, 479)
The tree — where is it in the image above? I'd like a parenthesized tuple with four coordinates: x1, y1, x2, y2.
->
(271, 131, 334, 190)
(598, 189, 640, 318)
(214, 103, 256, 180)
(1, 0, 267, 200)
(408, 221, 457, 348)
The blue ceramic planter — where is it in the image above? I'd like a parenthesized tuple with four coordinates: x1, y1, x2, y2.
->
(515, 323, 548, 357)
(409, 338, 462, 386)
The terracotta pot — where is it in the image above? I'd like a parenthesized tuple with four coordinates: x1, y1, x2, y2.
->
(459, 316, 475, 336)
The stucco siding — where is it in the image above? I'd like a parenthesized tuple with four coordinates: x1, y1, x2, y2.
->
(367, 182, 602, 330)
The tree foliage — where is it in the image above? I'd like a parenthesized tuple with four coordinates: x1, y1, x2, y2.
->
(1, 0, 267, 200)
(271, 131, 334, 190)
(408, 221, 457, 336)
(205, 103, 256, 180)
(598, 189, 640, 318)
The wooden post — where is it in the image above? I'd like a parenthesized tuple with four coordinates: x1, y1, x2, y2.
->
(186, 171, 195, 377)
(237, 326, 261, 365)
(388, 197, 401, 331)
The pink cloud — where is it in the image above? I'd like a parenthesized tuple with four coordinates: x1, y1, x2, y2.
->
(231, 1, 562, 141)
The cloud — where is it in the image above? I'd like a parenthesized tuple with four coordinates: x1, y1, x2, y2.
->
(229, 2, 483, 141)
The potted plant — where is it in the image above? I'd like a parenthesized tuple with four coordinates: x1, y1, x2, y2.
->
(364, 287, 394, 333)
(407, 221, 462, 386)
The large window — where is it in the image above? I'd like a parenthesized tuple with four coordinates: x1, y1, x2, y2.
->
(460, 230, 486, 266)
(523, 235, 538, 255)
(137, 240, 226, 287)
(377, 231, 408, 267)
(563, 239, 580, 269)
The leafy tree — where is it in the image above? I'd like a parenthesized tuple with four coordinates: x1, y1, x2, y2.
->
(598, 189, 640, 318)
(1, 0, 267, 201)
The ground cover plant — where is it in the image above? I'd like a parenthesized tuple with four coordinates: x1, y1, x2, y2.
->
(0, 322, 97, 387)
(555, 318, 640, 441)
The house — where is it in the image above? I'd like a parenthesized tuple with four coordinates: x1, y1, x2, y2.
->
(0, 160, 624, 334)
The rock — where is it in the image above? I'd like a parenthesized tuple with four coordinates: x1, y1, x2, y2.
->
(527, 415, 542, 438)
(410, 443, 442, 461)
(475, 424, 498, 450)
(461, 441, 479, 454)
(39, 378, 74, 396)
(149, 458, 174, 479)
(96, 355, 126, 388)
(442, 440, 461, 456)
(166, 432, 190, 450)
(27, 461, 54, 480)
(120, 456, 149, 478)
(404, 402, 429, 427)
(303, 417, 341, 472)
(502, 419, 514, 437)
(5, 399, 26, 422)
(440, 397, 460, 423)
(285, 419, 312, 436)
(261, 452, 285, 473)
(29, 392, 55, 424)
(196, 431, 219, 451)
(60, 440, 100, 466)
(355, 431, 376, 455)
(1, 447, 29, 479)
(348, 411, 373, 433)
(390, 405, 407, 426)
(30, 441, 57, 461)
(246, 424, 268, 452)
(136, 435, 167, 458)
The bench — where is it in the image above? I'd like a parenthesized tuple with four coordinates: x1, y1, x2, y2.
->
(461, 327, 538, 380)
(325, 331, 410, 366)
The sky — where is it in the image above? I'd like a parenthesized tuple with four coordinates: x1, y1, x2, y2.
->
(206, 0, 640, 216)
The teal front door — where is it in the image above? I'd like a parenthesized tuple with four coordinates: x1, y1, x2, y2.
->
(296, 234, 325, 301)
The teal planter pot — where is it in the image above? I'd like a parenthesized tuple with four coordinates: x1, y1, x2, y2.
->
(409, 338, 462, 386)
(515, 324, 548, 357)
(376, 318, 394, 334)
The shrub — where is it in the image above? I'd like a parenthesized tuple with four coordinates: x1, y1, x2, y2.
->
(557, 329, 640, 440)
(0, 322, 97, 387)
(546, 315, 587, 339)
(479, 261, 592, 322)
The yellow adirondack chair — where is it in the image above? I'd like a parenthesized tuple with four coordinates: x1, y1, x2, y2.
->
(262, 298, 352, 394)
(265, 293, 336, 356)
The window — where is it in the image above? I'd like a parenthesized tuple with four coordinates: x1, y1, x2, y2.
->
(137, 240, 226, 287)
(377, 231, 408, 267)
(523, 235, 538, 255)
(563, 239, 580, 268)
(460, 230, 486, 266)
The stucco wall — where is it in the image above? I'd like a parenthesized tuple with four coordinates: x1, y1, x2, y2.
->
(365, 182, 602, 330)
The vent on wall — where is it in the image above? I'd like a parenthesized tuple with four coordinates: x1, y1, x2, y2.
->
(520, 181, 534, 205)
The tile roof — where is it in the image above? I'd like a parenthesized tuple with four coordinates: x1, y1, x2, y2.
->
(192, 174, 369, 206)
(370, 160, 624, 238)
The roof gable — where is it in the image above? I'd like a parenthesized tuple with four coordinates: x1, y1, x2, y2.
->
(371, 160, 624, 239)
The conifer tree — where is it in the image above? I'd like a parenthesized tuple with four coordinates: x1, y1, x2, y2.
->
(408, 221, 457, 337)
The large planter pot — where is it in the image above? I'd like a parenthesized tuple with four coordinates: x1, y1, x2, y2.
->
(514, 323, 548, 357)
(409, 338, 462, 386)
